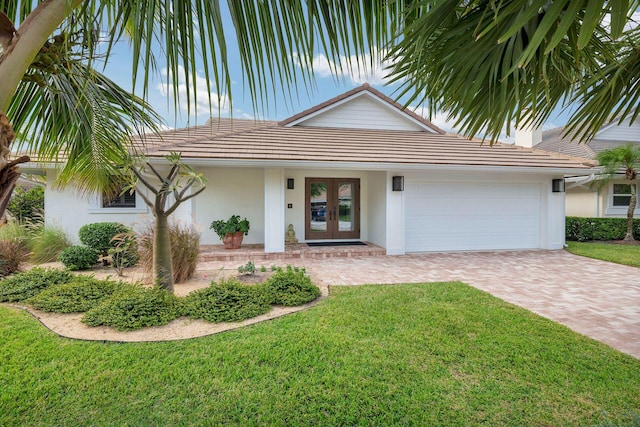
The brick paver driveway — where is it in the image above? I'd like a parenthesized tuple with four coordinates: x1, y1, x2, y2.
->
(301, 250, 640, 359)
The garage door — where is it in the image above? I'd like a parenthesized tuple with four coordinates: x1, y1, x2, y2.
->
(405, 181, 540, 252)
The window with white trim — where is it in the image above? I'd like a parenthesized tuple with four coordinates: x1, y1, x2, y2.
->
(102, 190, 136, 208)
(612, 184, 635, 207)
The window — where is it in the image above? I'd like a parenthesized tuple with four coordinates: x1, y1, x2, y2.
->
(102, 190, 136, 208)
(612, 184, 635, 207)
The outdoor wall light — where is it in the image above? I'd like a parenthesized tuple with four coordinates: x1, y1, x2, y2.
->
(392, 176, 404, 191)
(552, 178, 565, 193)
(287, 178, 295, 190)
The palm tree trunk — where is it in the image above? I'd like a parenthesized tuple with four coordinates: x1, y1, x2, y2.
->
(0, 114, 29, 220)
(153, 213, 174, 292)
(625, 183, 637, 241)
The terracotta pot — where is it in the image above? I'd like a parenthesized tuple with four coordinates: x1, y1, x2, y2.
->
(222, 231, 244, 249)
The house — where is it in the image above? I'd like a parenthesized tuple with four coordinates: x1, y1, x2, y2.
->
(26, 84, 594, 254)
(531, 118, 640, 218)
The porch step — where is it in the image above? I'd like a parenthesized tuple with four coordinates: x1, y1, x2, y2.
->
(198, 242, 385, 263)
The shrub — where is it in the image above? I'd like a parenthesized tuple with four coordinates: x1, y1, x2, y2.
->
(238, 261, 256, 275)
(78, 222, 131, 256)
(27, 276, 119, 313)
(138, 222, 200, 283)
(7, 186, 44, 223)
(0, 239, 29, 278)
(0, 268, 73, 302)
(82, 285, 183, 331)
(566, 217, 640, 241)
(29, 225, 71, 263)
(59, 246, 99, 271)
(108, 232, 139, 275)
(183, 278, 271, 323)
(0, 223, 31, 277)
(264, 266, 320, 306)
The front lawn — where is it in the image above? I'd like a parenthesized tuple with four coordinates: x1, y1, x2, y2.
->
(2, 282, 639, 426)
(565, 241, 640, 268)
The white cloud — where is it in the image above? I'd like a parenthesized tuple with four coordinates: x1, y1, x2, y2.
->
(301, 48, 394, 86)
(410, 105, 523, 143)
(600, 10, 640, 32)
(157, 65, 231, 117)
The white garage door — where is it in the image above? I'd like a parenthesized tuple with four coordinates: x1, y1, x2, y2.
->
(405, 181, 540, 252)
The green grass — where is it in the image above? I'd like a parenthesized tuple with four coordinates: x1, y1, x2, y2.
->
(565, 241, 640, 268)
(1, 282, 639, 426)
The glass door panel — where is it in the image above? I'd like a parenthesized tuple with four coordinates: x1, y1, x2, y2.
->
(309, 182, 328, 233)
(338, 182, 354, 232)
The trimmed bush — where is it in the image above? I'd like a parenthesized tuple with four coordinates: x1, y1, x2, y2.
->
(7, 186, 44, 223)
(566, 217, 640, 241)
(78, 222, 131, 256)
(265, 266, 321, 306)
(29, 225, 71, 263)
(138, 222, 200, 283)
(82, 285, 183, 331)
(184, 278, 271, 323)
(59, 246, 99, 271)
(27, 276, 119, 313)
(0, 268, 73, 302)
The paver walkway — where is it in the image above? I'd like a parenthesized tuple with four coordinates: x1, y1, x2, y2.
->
(201, 249, 640, 358)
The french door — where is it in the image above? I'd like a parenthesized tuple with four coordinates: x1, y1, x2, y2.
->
(305, 178, 360, 240)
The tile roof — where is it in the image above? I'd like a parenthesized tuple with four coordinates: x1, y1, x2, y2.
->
(139, 118, 594, 170)
(534, 127, 597, 159)
(535, 123, 640, 159)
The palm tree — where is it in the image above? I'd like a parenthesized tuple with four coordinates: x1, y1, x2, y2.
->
(1, 2, 638, 218)
(595, 144, 640, 241)
(385, 1, 639, 142)
(0, 1, 401, 216)
(0, 0, 638, 227)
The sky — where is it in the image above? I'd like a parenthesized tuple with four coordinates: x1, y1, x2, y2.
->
(97, 8, 626, 143)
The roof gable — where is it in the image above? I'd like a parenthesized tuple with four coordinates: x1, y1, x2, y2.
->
(595, 118, 640, 142)
(537, 118, 640, 158)
(279, 84, 444, 134)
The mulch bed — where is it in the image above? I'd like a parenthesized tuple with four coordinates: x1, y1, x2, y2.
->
(588, 240, 640, 246)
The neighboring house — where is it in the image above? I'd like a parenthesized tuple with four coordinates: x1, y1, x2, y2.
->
(23, 84, 594, 254)
(531, 118, 640, 218)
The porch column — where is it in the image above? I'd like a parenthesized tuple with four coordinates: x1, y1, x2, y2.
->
(385, 171, 405, 255)
(264, 168, 285, 253)
(545, 180, 566, 250)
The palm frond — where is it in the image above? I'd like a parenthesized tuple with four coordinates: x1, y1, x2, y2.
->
(8, 52, 163, 196)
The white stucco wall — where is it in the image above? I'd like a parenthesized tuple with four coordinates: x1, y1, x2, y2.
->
(194, 167, 265, 245)
(44, 171, 152, 244)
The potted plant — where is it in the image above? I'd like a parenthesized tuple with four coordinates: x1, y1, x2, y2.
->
(210, 215, 250, 249)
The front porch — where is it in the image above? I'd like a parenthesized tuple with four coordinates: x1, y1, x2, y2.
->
(198, 242, 385, 262)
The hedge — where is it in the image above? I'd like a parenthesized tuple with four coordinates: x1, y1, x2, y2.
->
(565, 216, 640, 241)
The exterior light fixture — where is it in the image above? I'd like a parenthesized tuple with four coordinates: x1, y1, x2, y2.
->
(552, 178, 565, 193)
(287, 178, 295, 190)
(392, 176, 404, 191)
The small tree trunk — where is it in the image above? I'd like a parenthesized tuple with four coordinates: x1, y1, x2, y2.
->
(153, 213, 174, 292)
(0, 113, 29, 220)
(625, 183, 637, 241)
